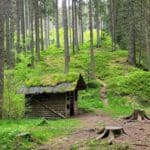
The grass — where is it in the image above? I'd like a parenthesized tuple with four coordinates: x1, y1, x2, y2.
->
(0, 119, 80, 150)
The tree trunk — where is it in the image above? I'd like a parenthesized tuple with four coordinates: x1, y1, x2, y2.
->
(89, 0, 95, 79)
(72, 0, 75, 53)
(30, 0, 34, 68)
(128, 0, 136, 65)
(74, 0, 79, 51)
(0, 0, 4, 118)
(79, 0, 84, 44)
(110, 0, 117, 51)
(63, 0, 70, 74)
(40, 12, 44, 51)
(44, 15, 50, 49)
(56, 0, 60, 48)
(16, 0, 21, 53)
(5, 0, 11, 68)
(20, 0, 26, 53)
(34, 0, 40, 61)
(145, 0, 150, 70)
(95, 0, 101, 48)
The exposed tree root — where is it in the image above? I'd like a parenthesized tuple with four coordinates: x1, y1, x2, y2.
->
(123, 109, 150, 122)
(96, 126, 126, 141)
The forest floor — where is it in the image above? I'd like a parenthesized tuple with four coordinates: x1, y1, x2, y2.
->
(39, 110, 150, 150)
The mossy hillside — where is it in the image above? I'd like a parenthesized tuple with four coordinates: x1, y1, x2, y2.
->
(107, 71, 150, 102)
(16, 41, 149, 101)
(5, 32, 150, 118)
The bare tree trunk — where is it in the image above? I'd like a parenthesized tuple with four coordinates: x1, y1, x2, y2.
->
(79, 0, 84, 44)
(68, 0, 72, 46)
(0, 0, 4, 118)
(89, 0, 95, 79)
(16, 0, 21, 53)
(110, 0, 117, 51)
(56, 0, 60, 48)
(40, 13, 44, 51)
(20, 0, 26, 53)
(34, 0, 40, 61)
(128, 0, 136, 65)
(72, 0, 75, 53)
(95, 0, 101, 48)
(5, 0, 11, 68)
(63, 0, 70, 74)
(30, 0, 34, 67)
(145, 0, 150, 70)
(74, 0, 79, 51)
(45, 15, 50, 49)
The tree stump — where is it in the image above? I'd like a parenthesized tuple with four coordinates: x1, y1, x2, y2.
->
(123, 109, 150, 122)
(96, 126, 126, 141)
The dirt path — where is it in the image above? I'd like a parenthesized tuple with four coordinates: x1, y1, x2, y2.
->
(95, 76, 109, 105)
(39, 111, 150, 150)
(38, 111, 116, 150)
(99, 79, 109, 105)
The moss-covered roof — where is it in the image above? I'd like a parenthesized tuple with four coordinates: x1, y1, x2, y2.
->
(18, 73, 86, 94)
(25, 73, 79, 87)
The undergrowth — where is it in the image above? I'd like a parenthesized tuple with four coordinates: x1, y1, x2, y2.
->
(0, 119, 79, 150)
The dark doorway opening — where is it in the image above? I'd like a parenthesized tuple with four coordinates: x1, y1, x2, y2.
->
(70, 100, 74, 116)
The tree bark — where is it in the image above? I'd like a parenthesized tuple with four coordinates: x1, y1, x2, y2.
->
(20, 0, 26, 53)
(0, 0, 4, 118)
(34, 0, 40, 61)
(63, 0, 70, 74)
(128, 0, 136, 65)
(89, 0, 95, 79)
(16, 0, 21, 53)
(30, 0, 34, 68)
(56, 0, 60, 48)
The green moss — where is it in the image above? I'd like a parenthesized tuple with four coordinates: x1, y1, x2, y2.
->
(107, 71, 150, 104)
(25, 73, 79, 87)
(0, 119, 80, 150)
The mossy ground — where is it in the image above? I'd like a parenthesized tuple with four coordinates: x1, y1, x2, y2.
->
(0, 119, 79, 150)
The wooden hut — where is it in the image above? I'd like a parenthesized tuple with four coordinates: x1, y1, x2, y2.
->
(19, 74, 86, 118)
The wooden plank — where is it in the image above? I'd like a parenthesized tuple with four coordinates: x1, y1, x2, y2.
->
(35, 100, 66, 119)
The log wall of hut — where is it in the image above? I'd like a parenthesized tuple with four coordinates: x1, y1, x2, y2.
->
(25, 93, 66, 118)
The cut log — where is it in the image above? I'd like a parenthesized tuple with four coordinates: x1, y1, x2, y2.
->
(96, 126, 126, 141)
(123, 109, 150, 122)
